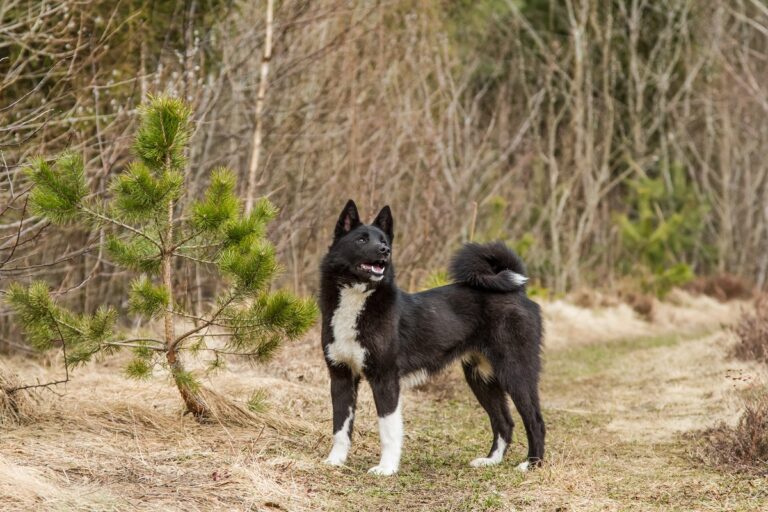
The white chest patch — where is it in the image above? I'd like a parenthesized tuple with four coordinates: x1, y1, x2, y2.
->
(327, 283, 373, 375)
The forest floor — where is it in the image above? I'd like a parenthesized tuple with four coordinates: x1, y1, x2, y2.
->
(1, 290, 766, 511)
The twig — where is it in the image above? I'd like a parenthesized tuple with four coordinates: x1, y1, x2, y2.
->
(80, 206, 162, 248)
(0, 195, 28, 267)
(7, 311, 70, 394)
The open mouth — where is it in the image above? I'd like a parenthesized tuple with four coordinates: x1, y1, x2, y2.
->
(359, 260, 387, 277)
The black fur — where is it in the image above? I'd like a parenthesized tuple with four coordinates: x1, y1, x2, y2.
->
(320, 200, 545, 469)
(450, 241, 528, 292)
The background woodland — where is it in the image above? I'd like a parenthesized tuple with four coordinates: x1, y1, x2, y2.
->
(3, 0, 768, 348)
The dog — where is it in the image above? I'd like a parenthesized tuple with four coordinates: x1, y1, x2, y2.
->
(319, 200, 544, 475)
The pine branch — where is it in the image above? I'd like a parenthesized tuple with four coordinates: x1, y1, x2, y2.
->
(170, 228, 207, 252)
(195, 347, 275, 357)
(172, 294, 237, 348)
(178, 241, 223, 250)
(8, 311, 70, 394)
(172, 250, 216, 265)
(169, 309, 269, 331)
(81, 205, 161, 248)
(121, 337, 165, 346)
(105, 340, 165, 351)
(0, 195, 28, 267)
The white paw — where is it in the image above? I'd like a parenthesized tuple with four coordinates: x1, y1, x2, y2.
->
(470, 457, 502, 468)
(516, 461, 530, 472)
(323, 455, 346, 466)
(368, 464, 397, 476)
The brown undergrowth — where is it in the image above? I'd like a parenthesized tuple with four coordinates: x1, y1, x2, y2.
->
(731, 295, 768, 364)
(689, 389, 768, 476)
(686, 274, 755, 303)
(0, 364, 39, 426)
(688, 295, 768, 476)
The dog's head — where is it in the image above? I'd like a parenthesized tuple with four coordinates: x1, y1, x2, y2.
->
(323, 199, 394, 285)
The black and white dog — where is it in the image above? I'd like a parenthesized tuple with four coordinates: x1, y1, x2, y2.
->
(319, 200, 544, 475)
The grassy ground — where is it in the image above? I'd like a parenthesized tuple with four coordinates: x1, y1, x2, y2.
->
(1, 292, 765, 511)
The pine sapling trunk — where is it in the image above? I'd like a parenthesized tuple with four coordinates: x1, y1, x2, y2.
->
(163, 196, 208, 418)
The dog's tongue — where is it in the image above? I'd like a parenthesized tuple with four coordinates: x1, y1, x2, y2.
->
(361, 262, 385, 275)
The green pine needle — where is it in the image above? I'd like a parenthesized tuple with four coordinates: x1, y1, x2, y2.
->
(171, 368, 200, 393)
(247, 388, 270, 413)
(255, 335, 282, 361)
(5, 282, 57, 351)
(206, 356, 226, 374)
(125, 358, 153, 380)
(191, 167, 240, 232)
(218, 239, 278, 293)
(132, 343, 156, 360)
(134, 95, 191, 172)
(251, 197, 279, 222)
(5, 282, 119, 367)
(106, 235, 162, 274)
(222, 212, 266, 248)
(26, 152, 87, 224)
(111, 162, 183, 221)
(252, 291, 319, 338)
(128, 276, 170, 318)
(82, 305, 118, 342)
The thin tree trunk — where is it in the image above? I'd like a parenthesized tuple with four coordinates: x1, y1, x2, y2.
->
(163, 197, 208, 417)
(244, 0, 275, 214)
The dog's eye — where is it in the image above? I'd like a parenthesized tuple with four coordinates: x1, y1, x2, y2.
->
(356, 237, 366, 244)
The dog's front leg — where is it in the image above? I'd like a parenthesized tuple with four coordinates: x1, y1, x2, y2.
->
(368, 375, 402, 476)
(324, 365, 360, 466)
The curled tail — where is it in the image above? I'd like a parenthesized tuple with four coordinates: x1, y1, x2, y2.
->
(449, 242, 528, 292)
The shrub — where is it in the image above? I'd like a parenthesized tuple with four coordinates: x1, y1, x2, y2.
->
(616, 163, 706, 298)
(686, 274, 754, 302)
(691, 390, 768, 475)
(731, 295, 768, 364)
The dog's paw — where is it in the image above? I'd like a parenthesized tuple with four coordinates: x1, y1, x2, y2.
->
(367, 464, 397, 476)
(515, 461, 530, 472)
(323, 455, 346, 467)
(469, 457, 502, 468)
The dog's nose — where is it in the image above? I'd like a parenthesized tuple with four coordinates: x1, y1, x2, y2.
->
(379, 245, 391, 256)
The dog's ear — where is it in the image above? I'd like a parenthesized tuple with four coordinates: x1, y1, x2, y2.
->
(372, 205, 394, 241)
(334, 199, 361, 241)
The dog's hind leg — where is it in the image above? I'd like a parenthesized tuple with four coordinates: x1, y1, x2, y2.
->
(497, 367, 545, 471)
(324, 365, 360, 466)
(462, 359, 513, 467)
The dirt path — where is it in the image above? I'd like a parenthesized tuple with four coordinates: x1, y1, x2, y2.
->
(545, 331, 759, 442)
(1, 294, 766, 511)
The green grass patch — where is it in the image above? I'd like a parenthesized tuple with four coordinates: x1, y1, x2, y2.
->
(546, 332, 685, 381)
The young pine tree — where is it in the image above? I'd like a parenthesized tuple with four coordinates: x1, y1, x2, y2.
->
(7, 95, 317, 418)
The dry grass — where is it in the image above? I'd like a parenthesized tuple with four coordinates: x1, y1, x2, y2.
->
(0, 360, 322, 511)
(544, 289, 740, 350)
(0, 363, 39, 426)
(0, 294, 765, 511)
